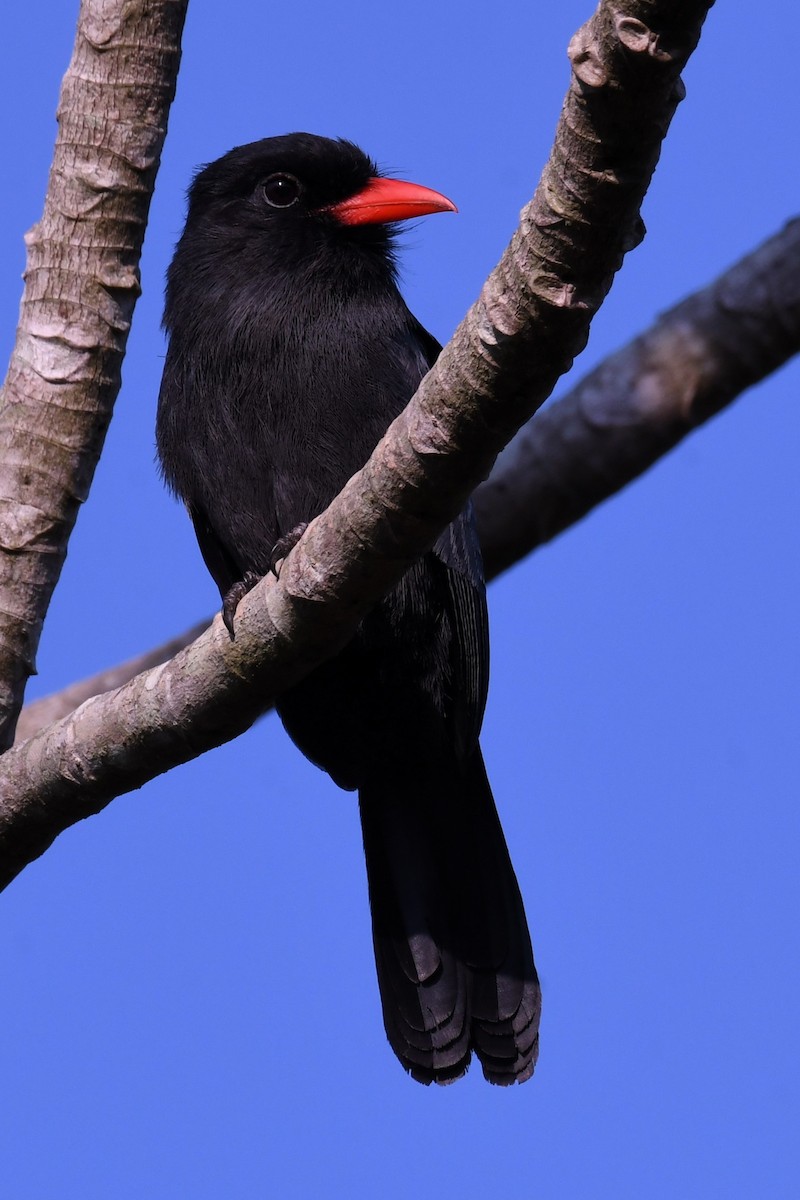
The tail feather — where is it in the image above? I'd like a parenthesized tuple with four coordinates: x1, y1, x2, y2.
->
(359, 771, 472, 1082)
(472, 976, 541, 1084)
(377, 946, 471, 1084)
(462, 753, 542, 1083)
(359, 748, 540, 1085)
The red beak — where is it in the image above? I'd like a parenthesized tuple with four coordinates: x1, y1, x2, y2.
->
(326, 176, 457, 226)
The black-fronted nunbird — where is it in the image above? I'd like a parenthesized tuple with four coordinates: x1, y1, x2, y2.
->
(156, 132, 540, 1084)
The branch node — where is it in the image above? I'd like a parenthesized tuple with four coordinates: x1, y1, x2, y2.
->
(568, 30, 609, 89)
(615, 16, 674, 62)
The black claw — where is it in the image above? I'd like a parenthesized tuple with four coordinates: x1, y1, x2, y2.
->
(221, 571, 261, 638)
(269, 522, 309, 577)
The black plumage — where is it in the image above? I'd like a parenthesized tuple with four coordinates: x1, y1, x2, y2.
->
(156, 132, 540, 1084)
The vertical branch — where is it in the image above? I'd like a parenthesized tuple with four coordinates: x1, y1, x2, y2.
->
(0, 0, 188, 748)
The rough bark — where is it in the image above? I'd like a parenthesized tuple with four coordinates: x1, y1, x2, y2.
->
(0, 0, 714, 891)
(0, 0, 188, 749)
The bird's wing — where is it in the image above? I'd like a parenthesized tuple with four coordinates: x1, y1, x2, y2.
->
(406, 313, 444, 375)
(405, 315, 491, 756)
(431, 508, 490, 759)
(187, 502, 245, 599)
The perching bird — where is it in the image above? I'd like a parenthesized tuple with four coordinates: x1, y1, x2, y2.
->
(156, 133, 540, 1084)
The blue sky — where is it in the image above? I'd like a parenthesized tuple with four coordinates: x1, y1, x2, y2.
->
(1, 3, 798, 1197)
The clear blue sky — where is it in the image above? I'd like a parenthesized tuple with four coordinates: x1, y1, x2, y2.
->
(2, 3, 798, 1197)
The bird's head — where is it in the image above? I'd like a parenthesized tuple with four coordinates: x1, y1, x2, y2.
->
(181, 132, 456, 264)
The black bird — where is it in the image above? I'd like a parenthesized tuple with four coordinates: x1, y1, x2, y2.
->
(156, 133, 540, 1084)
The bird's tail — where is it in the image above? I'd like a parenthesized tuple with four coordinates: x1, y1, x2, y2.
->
(358, 749, 540, 1085)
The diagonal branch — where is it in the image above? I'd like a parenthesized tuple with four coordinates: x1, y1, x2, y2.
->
(18, 206, 796, 742)
(0, 0, 714, 890)
(0, 0, 188, 749)
(476, 215, 800, 576)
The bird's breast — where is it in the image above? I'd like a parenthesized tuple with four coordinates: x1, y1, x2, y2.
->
(194, 292, 428, 559)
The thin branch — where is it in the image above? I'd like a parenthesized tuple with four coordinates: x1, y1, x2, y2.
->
(476, 216, 800, 576)
(0, 0, 188, 749)
(0, 0, 713, 890)
(18, 203, 794, 742)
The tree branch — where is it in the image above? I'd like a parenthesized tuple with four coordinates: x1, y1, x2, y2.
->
(18, 204, 793, 742)
(0, 0, 713, 889)
(0, 0, 188, 749)
(477, 215, 800, 576)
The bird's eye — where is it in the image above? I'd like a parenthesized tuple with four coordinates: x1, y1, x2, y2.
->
(261, 173, 301, 208)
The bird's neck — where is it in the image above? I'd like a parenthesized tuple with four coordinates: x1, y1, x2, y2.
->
(164, 221, 402, 344)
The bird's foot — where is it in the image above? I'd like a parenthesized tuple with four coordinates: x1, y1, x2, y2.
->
(269, 523, 309, 577)
(221, 571, 261, 638)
